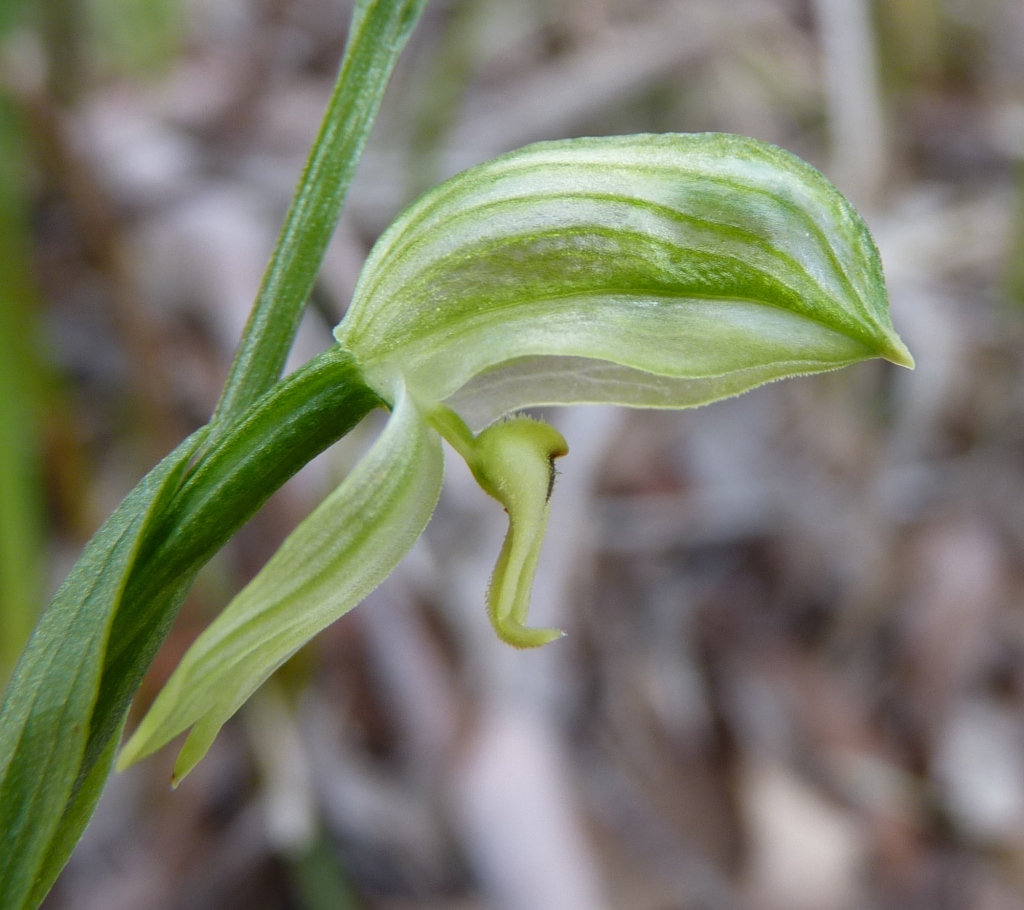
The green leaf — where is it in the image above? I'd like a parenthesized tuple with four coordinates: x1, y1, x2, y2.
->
(29, 722, 124, 906)
(0, 0, 427, 893)
(88, 351, 381, 772)
(119, 383, 443, 781)
(0, 428, 207, 910)
(336, 132, 912, 423)
(0, 351, 381, 910)
(212, 0, 430, 429)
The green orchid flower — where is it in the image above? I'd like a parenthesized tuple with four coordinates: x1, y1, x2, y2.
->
(118, 131, 912, 784)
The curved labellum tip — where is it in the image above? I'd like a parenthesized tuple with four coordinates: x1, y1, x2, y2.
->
(429, 408, 568, 648)
(476, 416, 568, 648)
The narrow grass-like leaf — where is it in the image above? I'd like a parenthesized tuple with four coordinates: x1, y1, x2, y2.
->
(0, 429, 206, 910)
(0, 302, 40, 685)
(120, 383, 443, 780)
(0, 0, 425, 890)
(28, 723, 123, 906)
(1, 1, 423, 902)
(84, 351, 381, 777)
(0, 100, 43, 683)
(0, 351, 381, 910)
(337, 133, 913, 420)
(212, 0, 429, 428)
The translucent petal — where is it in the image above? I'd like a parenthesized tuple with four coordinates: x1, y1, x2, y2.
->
(336, 133, 912, 409)
(118, 385, 443, 782)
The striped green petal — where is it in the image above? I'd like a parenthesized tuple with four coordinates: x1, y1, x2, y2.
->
(335, 132, 912, 415)
(118, 384, 443, 783)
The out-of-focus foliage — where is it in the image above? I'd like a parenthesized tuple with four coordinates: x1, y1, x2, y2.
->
(87, 0, 184, 75)
(0, 0, 30, 36)
(0, 99, 44, 683)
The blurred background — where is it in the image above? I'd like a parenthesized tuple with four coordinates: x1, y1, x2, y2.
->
(3, 0, 1024, 907)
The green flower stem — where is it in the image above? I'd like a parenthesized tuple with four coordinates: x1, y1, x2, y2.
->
(83, 347, 383, 780)
(212, 0, 429, 429)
